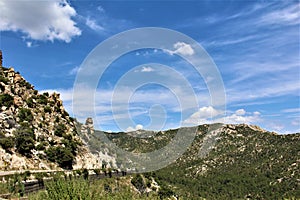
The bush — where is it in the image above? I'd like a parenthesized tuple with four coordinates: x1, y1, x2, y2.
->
(61, 138, 79, 155)
(26, 97, 35, 108)
(19, 80, 31, 89)
(39, 177, 91, 199)
(44, 106, 51, 113)
(45, 146, 74, 169)
(37, 94, 48, 105)
(0, 93, 14, 107)
(54, 123, 66, 137)
(43, 92, 49, 97)
(0, 136, 14, 150)
(83, 168, 89, 180)
(158, 185, 175, 199)
(93, 169, 101, 175)
(131, 174, 146, 193)
(36, 141, 48, 151)
(0, 75, 9, 84)
(15, 132, 35, 157)
(18, 108, 33, 122)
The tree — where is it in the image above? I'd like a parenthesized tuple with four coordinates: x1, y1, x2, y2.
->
(46, 146, 74, 169)
(15, 132, 35, 157)
(0, 93, 13, 107)
(54, 123, 66, 137)
(0, 136, 14, 150)
(18, 108, 33, 122)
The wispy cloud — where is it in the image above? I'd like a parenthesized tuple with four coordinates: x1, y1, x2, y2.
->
(259, 3, 300, 26)
(68, 66, 81, 75)
(85, 17, 105, 31)
(282, 108, 300, 113)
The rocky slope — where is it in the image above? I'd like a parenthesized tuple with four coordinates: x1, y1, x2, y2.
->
(0, 59, 102, 170)
(86, 124, 299, 199)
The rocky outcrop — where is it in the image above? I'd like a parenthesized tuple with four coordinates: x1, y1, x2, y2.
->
(0, 56, 102, 170)
(81, 117, 94, 136)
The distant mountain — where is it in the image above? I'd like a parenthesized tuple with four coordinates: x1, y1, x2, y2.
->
(84, 124, 299, 199)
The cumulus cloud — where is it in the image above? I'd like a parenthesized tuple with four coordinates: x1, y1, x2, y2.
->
(126, 124, 143, 132)
(223, 110, 261, 124)
(165, 42, 195, 56)
(183, 106, 223, 124)
(184, 107, 261, 125)
(0, 0, 81, 42)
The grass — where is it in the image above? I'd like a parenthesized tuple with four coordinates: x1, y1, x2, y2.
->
(28, 176, 161, 200)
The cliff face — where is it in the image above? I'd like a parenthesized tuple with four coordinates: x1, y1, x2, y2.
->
(0, 60, 102, 170)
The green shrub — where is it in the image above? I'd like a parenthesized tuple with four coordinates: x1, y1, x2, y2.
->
(93, 168, 101, 175)
(0, 75, 9, 84)
(40, 177, 90, 199)
(44, 106, 51, 113)
(8, 173, 25, 197)
(37, 94, 48, 105)
(62, 110, 69, 118)
(19, 80, 31, 89)
(15, 132, 35, 157)
(54, 123, 66, 137)
(26, 97, 35, 108)
(36, 141, 48, 151)
(131, 174, 146, 193)
(18, 108, 33, 122)
(45, 146, 74, 169)
(83, 168, 89, 180)
(158, 185, 175, 199)
(0, 93, 14, 107)
(0, 136, 14, 150)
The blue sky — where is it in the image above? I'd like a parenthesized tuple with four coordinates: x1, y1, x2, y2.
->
(0, 0, 299, 133)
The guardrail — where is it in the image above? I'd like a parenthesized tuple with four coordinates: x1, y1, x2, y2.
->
(0, 170, 130, 199)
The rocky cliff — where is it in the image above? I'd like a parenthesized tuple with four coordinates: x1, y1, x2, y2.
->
(0, 56, 102, 170)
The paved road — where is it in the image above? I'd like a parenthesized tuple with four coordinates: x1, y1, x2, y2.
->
(0, 169, 64, 176)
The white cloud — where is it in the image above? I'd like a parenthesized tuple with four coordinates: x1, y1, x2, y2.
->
(26, 41, 32, 48)
(86, 17, 105, 31)
(0, 0, 81, 42)
(282, 107, 300, 113)
(184, 107, 261, 125)
(260, 4, 300, 26)
(235, 109, 246, 116)
(253, 111, 261, 115)
(223, 110, 261, 124)
(183, 106, 223, 125)
(140, 66, 154, 72)
(68, 66, 80, 75)
(126, 124, 143, 132)
(97, 6, 105, 13)
(165, 42, 195, 56)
